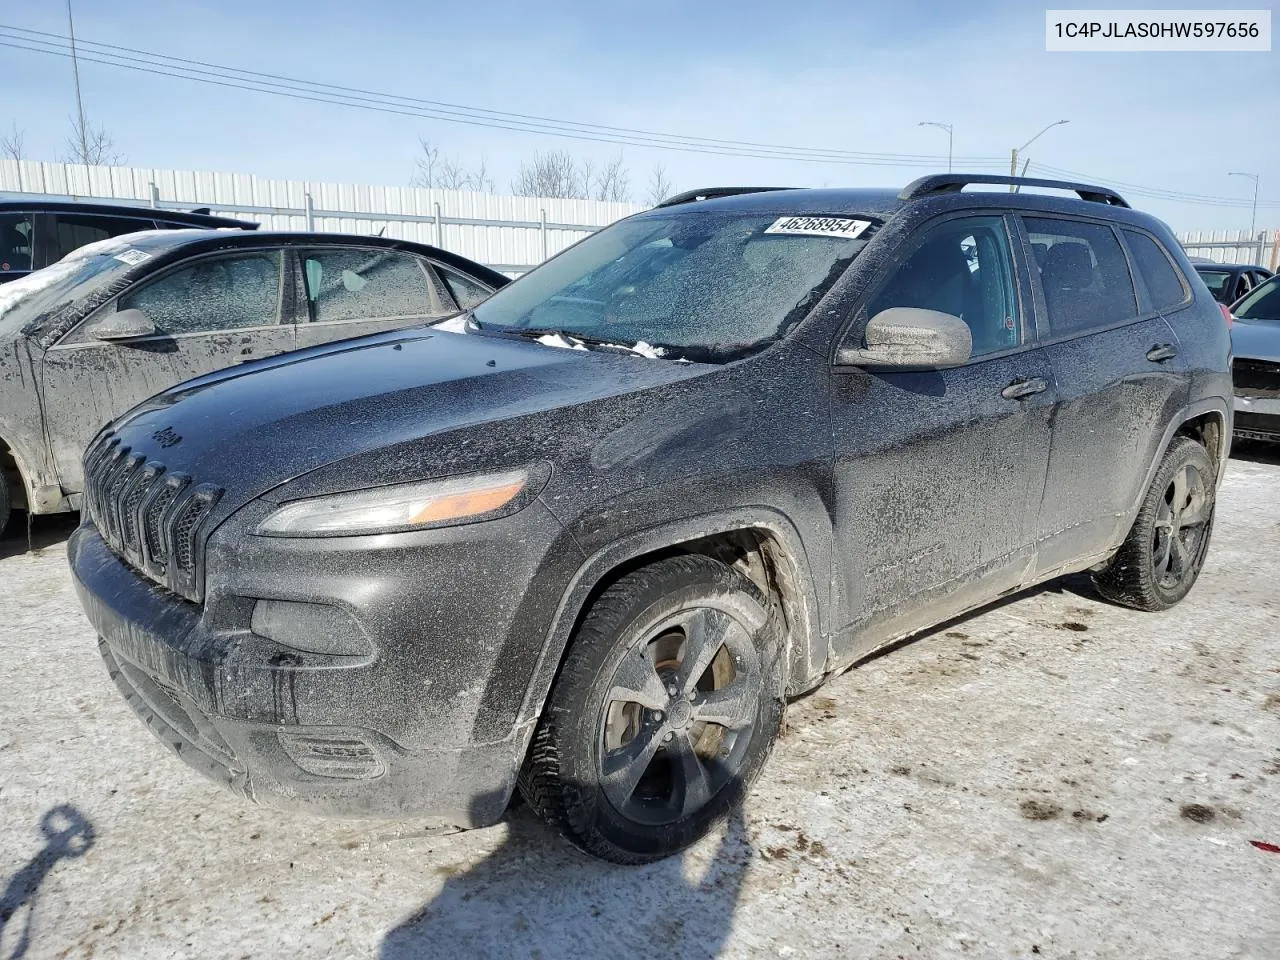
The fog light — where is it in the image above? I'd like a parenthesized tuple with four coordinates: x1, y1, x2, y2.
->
(250, 600, 372, 657)
(278, 730, 386, 780)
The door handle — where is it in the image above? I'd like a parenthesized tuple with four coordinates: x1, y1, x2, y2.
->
(1001, 376, 1048, 400)
(1146, 343, 1178, 363)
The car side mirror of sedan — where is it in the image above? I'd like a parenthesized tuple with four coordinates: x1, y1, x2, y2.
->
(87, 308, 157, 342)
(835, 307, 973, 370)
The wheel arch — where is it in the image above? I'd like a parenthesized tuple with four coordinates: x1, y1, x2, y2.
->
(0, 430, 34, 512)
(512, 508, 827, 747)
(1135, 399, 1231, 514)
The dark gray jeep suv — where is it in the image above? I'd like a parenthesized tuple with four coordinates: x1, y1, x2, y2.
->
(68, 174, 1232, 863)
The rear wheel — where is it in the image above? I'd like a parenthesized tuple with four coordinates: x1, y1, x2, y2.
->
(520, 554, 785, 864)
(1092, 436, 1216, 611)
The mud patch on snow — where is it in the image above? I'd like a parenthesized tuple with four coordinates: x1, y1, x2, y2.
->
(1180, 803, 1216, 824)
(1019, 799, 1063, 821)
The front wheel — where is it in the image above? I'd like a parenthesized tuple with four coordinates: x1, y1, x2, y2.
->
(1092, 436, 1217, 611)
(519, 554, 785, 864)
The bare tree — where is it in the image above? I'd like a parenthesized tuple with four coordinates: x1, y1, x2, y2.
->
(645, 164, 673, 206)
(593, 154, 630, 202)
(410, 138, 442, 188)
(1, 123, 24, 161)
(511, 150, 588, 199)
(62, 118, 124, 165)
(412, 139, 495, 191)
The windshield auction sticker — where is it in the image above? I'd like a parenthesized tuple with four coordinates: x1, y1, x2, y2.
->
(113, 249, 152, 265)
(1046, 10, 1270, 51)
(764, 216, 872, 240)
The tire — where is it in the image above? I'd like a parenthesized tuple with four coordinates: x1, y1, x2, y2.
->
(519, 554, 786, 864)
(1092, 436, 1217, 611)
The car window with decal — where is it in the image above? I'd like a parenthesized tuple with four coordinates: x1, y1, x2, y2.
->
(470, 211, 874, 362)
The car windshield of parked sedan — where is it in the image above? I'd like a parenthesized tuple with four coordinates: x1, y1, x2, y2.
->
(468, 211, 874, 362)
(0, 231, 185, 339)
(1233, 276, 1280, 321)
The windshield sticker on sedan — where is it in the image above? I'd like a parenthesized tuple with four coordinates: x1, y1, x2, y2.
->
(763, 216, 872, 240)
(113, 249, 152, 266)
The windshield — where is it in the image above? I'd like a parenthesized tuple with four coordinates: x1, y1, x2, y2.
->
(470, 211, 874, 362)
(1234, 276, 1280, 321)
(0, 231, 181, 337)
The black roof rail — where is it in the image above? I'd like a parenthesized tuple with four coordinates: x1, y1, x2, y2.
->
(654, 186, 796, 208)
(899, 174, 1129, 208)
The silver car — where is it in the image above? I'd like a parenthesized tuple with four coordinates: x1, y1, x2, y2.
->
(0, 229, 507, 535)
(1230, 273, 1280, 443)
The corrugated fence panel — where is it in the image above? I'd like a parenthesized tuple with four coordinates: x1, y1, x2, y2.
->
(1176, 228, 1280, 270)
(0, 159, 646, 273)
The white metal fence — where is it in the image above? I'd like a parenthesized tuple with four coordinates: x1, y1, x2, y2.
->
(1175, 228, 1280, 270)
(4, 159, 1276, 274)
(0, 159, 647, 275)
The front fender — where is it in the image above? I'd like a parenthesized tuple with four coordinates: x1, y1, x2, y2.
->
(509, 505, 829, 748)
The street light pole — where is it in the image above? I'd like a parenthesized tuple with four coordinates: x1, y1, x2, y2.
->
(1229, 171, 1260, 242)
(918, 121, 953, 172)
(1010, 120, 1070, 190)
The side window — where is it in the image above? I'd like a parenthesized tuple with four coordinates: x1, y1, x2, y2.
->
(0, 212, 34, 273)
(436, 264, 494, 310)
(1121, 229, 1188, 312)
(1232, 272, 1253, 303)
(866, 215, 1020, 357)
(301, 248, 444, 323)
(1024, 217, 1137, 336)
(49, 213, 154, 262)
(118, 251, 283, 335)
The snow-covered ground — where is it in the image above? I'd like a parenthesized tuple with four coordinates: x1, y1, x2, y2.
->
(1, 449, 1277, 959)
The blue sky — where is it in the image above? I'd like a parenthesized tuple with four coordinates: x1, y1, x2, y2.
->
(2, 0, 1276, 230)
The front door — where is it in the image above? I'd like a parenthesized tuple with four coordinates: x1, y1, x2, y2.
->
(41, 248, 296, 495)
(293, 247, 454, 350)
(829, 213, 1054, 663)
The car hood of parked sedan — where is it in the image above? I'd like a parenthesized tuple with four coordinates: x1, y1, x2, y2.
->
(1231, 317, 1280, 364)
(103, 326, 706, 515)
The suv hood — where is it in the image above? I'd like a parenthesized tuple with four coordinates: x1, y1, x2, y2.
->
(107, 327, 704, 515)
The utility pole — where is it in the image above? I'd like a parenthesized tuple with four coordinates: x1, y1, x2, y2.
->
(1229, 171, 1260, 243)
(67, 0, 89, 164)
(918, 121, 953, 172)
(1010, 120, 1070, 190)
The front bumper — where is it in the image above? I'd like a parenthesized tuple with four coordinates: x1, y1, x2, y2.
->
(69, 498, 583, 826)
(1233, 394, 1280, 442)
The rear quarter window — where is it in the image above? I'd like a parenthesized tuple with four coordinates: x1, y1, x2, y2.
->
(1121, 229, 1189, 313)
(1024, 217, 1138, 336)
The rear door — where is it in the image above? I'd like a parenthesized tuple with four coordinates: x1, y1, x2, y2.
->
(829, 213, 1055, 661)
(40, 248, 296, 494)
(1024, 215, 1190, 575)
(293, 246, 455, 349)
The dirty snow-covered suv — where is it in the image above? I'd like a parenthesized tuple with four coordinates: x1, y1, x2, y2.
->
(69, 174, 1232, 863)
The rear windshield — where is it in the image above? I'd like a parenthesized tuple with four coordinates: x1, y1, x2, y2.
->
(1195, 269, 1230, 294)
(0, 231, 181, 338)
(470, 211, 875, 362)
(1233, 276, 1280, 321)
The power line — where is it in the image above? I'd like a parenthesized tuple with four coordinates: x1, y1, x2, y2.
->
(0, 26, 1008, 168)
(1030, 161, 1279, 208)
(2, 24, 1009, 165)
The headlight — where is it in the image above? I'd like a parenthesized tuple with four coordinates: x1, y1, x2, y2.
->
(256, 467, 540, 537)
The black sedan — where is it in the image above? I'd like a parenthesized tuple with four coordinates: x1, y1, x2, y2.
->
(0, 229, 507, 534)
(1193, 260, 1274, 305)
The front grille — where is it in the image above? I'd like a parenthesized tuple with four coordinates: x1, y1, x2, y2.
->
(83, 431, 222, 603)
(1233, 358, 1280, 398)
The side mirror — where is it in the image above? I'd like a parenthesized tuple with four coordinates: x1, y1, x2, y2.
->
(86, 308, 157, 342)
(835, 307, 972, 370)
